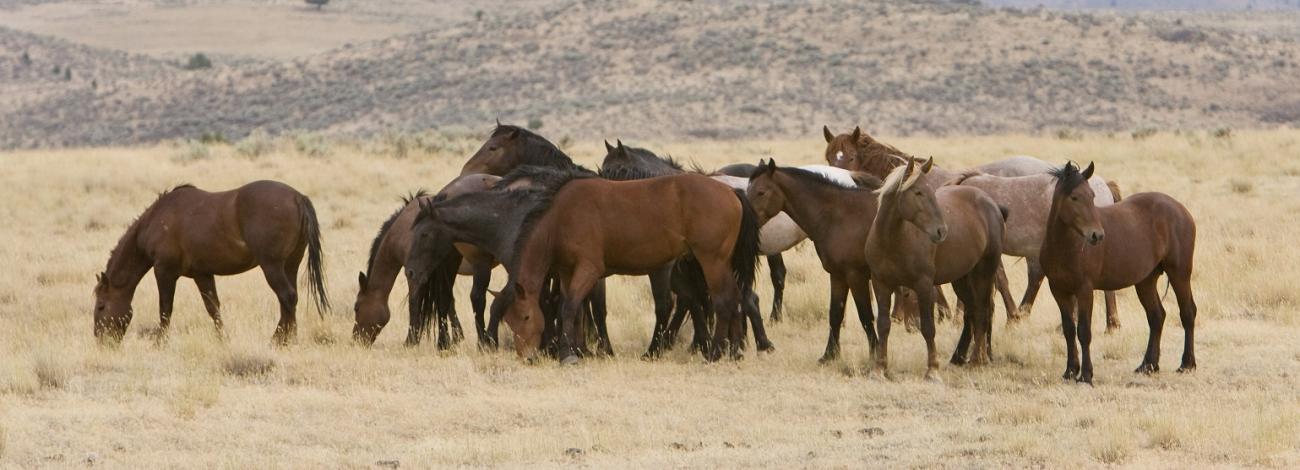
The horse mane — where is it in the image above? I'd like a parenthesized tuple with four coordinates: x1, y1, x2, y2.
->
(878, 162, 926, 203)
(598, 146, 686, 181)
(777, 166, 862, 190)
(492, 165, 597, 191)
(492, 124, 586, 170)
(1049, 162, 1089, 195)
(102, 184, 194, 281)
(944, 169, 986, 187)
(365, 190, 429, 276)
(855, 132, 912, 178)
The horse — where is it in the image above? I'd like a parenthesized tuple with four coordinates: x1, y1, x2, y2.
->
(352, 173, 500, 348)
(865, 158, 1006, 382)
(460, 123, 587, 176)
(492, 172, 761, 363)
(93, 180, 327, 345)
(1041, 162, 1197, 384)
(947, 169, 1124, 330)
(746, 160, 891, 363)
(822, 125, 1124, 325)
(599, 141, 773, 355)
(408, 166, 614, 356)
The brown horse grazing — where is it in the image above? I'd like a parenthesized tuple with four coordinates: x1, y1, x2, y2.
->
(94, 180, 328, 345)
(746, 160, 886, 363)
(865, 158, 1006, 382)
(496, 173, 761, 363)
(1041, 162, 1197, 384)
(352, 173, 500, 347)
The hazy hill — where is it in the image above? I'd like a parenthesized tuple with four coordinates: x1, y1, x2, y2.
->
(1, 0, 1298, 148)
(982, 0, 1300, 10)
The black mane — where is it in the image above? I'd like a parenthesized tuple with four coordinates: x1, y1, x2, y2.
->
(1049, 162, 1088, 194)
(366, 190, 428, 276)
(492, 165, 598, 191)
(599, 145, 685, 181)
(493, 124, 590, 171)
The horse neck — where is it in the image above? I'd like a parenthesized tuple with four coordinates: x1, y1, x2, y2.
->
(867, 191, 914, 255)
(1042, 197, 1084, 261)
(775, 173, 859, 241)
(510, 221, 555, 299)
(104, 221, 153, 292)
(363, 244, 403, 301)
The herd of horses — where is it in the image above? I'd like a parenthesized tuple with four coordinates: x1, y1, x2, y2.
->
(91, 124, 1198, 383)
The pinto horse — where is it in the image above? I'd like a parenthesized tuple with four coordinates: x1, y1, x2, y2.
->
(352, 173, 500, 348)
(494, 173, 761, 363)
(1041, 162, 1197, 384)
(746, 160, 888, 363)
(865, 158, 1006, 382)
(93, 180, 328, 345)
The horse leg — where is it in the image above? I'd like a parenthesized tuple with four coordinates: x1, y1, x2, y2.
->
(644, 267, 674, 359)
(699, 259, 741, 362)
(559, 268, 601, 365)
(871, 280, 893, 379)
(1169, 270, 1197, 372)
(194, 274, 225, 339)
(847, 274, 879, 358)
(1103, 290, 1120, 333)
(589, 279, 613, 357)
(405, 282, 433, 347)
(261, 262, 299, 346)
(1133, 274, 1166, 374)
(994, 262, 1017, 323)
(915, 280, 942, 382)
(949, 278, 975, 366)
(1049, 283, 1080, 380)
(743, 286, 774, 352)
(819, 275, 850, 364)
(1018, 258, 1046, 319)
(470, 264, 491, 347)
(1075, 287, 1096, 384)
(767, 254, 786, 322)
(154, 267, 179, 340)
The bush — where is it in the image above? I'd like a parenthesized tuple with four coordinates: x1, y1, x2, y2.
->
(293, 132, 332, 158)
(1055, 128, 1083, 140)
(235, 129, 276, 158)
(222, 350, 276, 377)
(1131, 127, 1158, 140)
(527, 117, 544, 130)
(304, 0, 329, 10)
(183, 53, 212, 70)
(198, 131, 227, 144)
(174, 141, 211, 163)
(1212, 128, 1232, 139)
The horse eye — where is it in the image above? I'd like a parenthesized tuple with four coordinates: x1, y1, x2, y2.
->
(488, 146, 499, 151)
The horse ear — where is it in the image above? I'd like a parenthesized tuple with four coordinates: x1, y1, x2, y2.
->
(513, 282, 526, 300)
(851, 126, 862, 143)
(486, 289, 501, 298)
(495, 118, 502, 127)
(358, 272, 367, 292)
(823, 125, 834, 143)
(616, 139, 624, 150)
(766, 158, 777, 174)
(1081, 161, 1095, 180)
(921, 156, 934, 173)
(604, 140, 615, 154)
(902, 156, 916, 179)
(95, 272, 105, 287)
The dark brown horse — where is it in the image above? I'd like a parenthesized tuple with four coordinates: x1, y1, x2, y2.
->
(1041, 162, 1197, 383)
(746, 160, 885, 363)
(94, 180, 328, 345)
(865, 158, 1006, 382)
(495, 173, 761, 363)
(352, 173, 500, 348)
(460, 123, 585, 176)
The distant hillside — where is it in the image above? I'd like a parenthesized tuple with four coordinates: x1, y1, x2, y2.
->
(982, 0, 1300, 10)
(1, 0, 1299, 148)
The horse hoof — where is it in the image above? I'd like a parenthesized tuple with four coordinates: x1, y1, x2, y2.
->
(867, 369, 888, 381)
(1104, 326, 1120, 335)
(950, 356, 968, 366)
(924, 371, 944, 384)
(818, 354, 837, 365)
(757, 341, 776, 353)
(1134, 364, 1158, 374)
(1177, 364, 1196, 373)
(1062, 369, 1079, 381)
(560, 355, 581, 366)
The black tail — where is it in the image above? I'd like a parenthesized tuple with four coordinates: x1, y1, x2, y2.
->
(410, 248, 461, 343)
(998, 204, 1010, 222)
(730, 189, 761, 292)
(299, 195, 329, 318)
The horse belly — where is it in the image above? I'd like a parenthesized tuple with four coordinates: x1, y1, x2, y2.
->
(758, 213, 806, 254)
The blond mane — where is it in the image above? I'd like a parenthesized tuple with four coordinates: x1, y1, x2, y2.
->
(877, 160, 925, 204)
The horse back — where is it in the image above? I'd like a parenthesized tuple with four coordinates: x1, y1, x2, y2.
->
(1095, 192, 1195, 288)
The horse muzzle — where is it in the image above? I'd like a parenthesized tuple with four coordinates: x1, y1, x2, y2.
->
(1086, 230, 1104, 246)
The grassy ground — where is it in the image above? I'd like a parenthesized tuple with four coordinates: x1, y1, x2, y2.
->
(1, 130, 1298, 468)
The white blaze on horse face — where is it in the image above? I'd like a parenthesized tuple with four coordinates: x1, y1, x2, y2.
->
(835, 151, 845, 162)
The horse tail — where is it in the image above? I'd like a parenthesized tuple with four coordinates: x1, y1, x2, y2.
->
(1106, 180, 1123, 203)
(730, 188, 761, 292)
(299, 194, 330, 318)
(998, 204, 1010, 222)
(944, 169, 984, 187)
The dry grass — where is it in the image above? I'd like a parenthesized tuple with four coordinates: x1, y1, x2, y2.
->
(1, 131, 1299, 467)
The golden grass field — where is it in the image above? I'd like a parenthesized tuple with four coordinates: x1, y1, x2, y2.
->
(1, 130, 1298, 468)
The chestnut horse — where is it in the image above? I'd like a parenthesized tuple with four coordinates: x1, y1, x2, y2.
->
(746, 160, 888, 363)
(94, 180, 327, 345)
(866, 158, 1006, 382)
(352, 173, 500, 348)
(1041, 162, 1197, 384)
(495, 173, 761, 363)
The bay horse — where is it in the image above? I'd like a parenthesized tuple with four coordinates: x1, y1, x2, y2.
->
(352, 173, 500, 348)
(745, 160, 888, 363)
(408, 166, 614, 356)
(865, 158, 1006, 382)
(1041, 162, 1197, 384)
(94, 180, 327, 345)
(494, 172, 761, 363)
(947, 169, 1124, 330)
(599, 141, 773, 356)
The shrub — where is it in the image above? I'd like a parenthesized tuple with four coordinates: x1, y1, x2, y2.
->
(304, 0, 329, 10)
(1055, 128, 1083, 140)
(174, 141, 211, 163)
(198, 131, 227, 144)
(1230, 178, 1253, 194)
(183, 53, 212, 70)
(1212, 128, 1232, 139)
(32, 353, 69, 390)
(1131, 127, 1158, 140)
(222, 350, 276, 377)
(527, 117, 544, 130)
(235, 129, 276, 159)
(293, 133, 331, 158)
